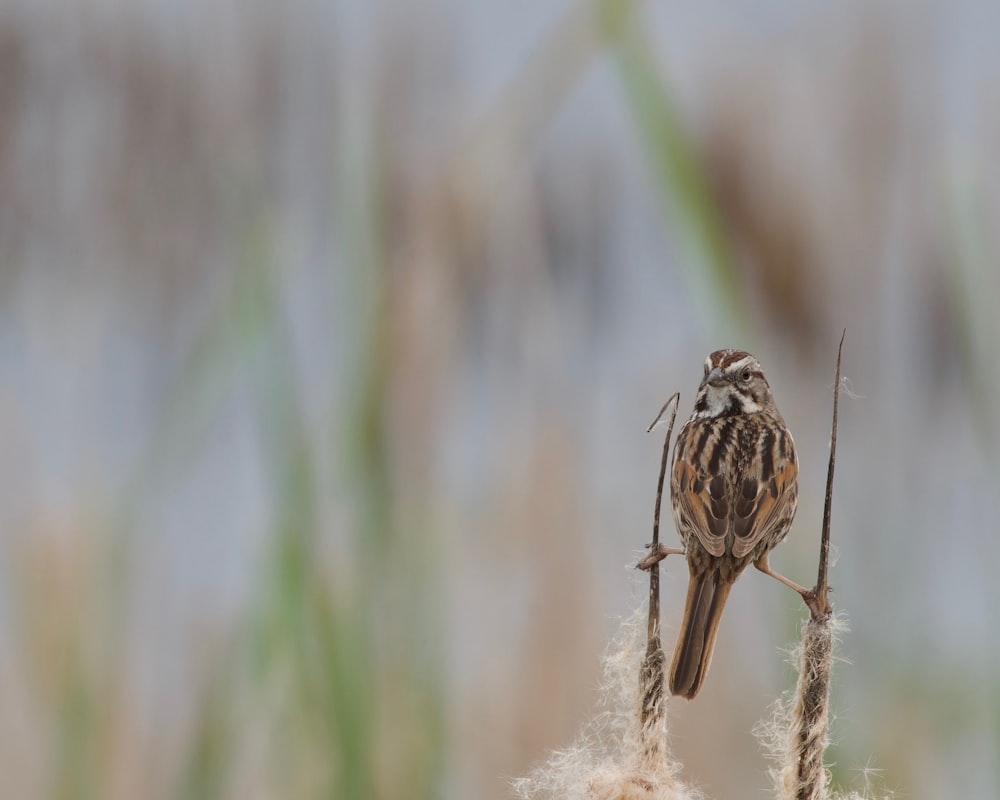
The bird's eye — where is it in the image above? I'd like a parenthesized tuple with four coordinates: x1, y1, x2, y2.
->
(740, 369, 752, 382)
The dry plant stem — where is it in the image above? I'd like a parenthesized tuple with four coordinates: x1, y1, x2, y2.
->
(643, 392, 679, 645)
(782, 618, 834, 800)
(636, 394, 684, 573)
(638, 644, 667, 767)
(780, 333, 845, 800)
(639, 392, 679, 748)
(807, 330, 845, 620)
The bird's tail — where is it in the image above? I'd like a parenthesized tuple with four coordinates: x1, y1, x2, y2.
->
(668, 569, 733, 700)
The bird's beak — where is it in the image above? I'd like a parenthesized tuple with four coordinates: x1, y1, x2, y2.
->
(706, 367, 727, 387)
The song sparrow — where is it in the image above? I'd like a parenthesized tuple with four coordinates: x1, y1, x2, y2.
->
(649, 350, 807, 699)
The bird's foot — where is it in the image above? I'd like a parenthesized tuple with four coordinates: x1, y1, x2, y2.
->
(752, 554, 810, 595)
(636, 543, 685, 571)
(754, 555, 833, 619)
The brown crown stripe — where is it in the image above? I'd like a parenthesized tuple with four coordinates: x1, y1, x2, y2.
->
(711, 350, 754, 369)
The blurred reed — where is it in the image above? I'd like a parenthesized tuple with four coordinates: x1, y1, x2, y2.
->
(1, 2, 999, 799)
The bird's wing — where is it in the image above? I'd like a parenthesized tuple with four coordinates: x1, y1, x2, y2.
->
(731, 454, 798, 559)
(671, 457, 728, 558)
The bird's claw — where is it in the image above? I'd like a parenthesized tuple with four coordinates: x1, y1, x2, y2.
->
(801, 585, 833, 620)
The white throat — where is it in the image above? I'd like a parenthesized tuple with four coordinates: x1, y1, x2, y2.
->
(691, 384, 763, 419)
(703, 385, 733, 416)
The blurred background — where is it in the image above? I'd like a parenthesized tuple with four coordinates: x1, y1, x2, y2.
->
(1, 0, 999, 798)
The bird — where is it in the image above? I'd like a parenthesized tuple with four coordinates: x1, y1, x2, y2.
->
(644, 349, 806, 700)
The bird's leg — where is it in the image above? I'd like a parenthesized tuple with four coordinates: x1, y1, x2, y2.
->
(636, 543, 685, 571)
(753, 553, 811, 598)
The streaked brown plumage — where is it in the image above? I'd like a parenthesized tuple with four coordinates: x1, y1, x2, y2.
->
(667, 350, 800, 699)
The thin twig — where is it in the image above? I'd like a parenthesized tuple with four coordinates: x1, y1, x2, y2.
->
(775, 333, 846, 800)
(638, 391, 679, 744)
(645, 392, 679, 646)
(805, 331, 845, 620)
(646, 392, 680, 434)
